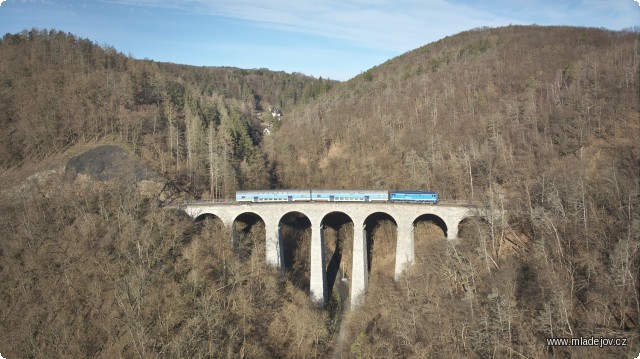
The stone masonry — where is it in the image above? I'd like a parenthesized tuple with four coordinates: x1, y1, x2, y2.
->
(182, 202, 476, 307)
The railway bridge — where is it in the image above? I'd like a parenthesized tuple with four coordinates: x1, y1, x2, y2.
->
(180, 201, 479, 307)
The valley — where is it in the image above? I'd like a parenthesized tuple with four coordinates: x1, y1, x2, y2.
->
(0, 25, 638, 358)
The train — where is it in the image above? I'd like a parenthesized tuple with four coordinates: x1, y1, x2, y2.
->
(235, 189, 438, 204)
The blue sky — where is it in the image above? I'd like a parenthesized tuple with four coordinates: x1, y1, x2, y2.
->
(1, 0, 638, 81)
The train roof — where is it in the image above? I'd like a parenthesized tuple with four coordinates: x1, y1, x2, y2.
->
(390, 190, 438, 194)
(312, 189, 388, 194)
(236, 189, 310, 195)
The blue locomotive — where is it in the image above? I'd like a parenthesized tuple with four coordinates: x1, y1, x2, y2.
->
(389, 190, 439, 204)
(236, 189, 438, 204)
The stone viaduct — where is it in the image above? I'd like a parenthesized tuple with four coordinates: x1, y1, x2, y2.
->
(181, 201, 477, 308)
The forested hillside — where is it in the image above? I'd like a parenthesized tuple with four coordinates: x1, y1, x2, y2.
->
(268, 25, 639, 357)
(0, 29, 334, 197)
(0, 29, 337, 358)
(0, 26, 638, 358)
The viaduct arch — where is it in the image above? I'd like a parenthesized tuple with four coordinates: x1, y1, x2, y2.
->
(184, 202, 476, 307)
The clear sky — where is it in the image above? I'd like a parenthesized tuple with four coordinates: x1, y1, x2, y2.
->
(1, 0, 639, 81)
